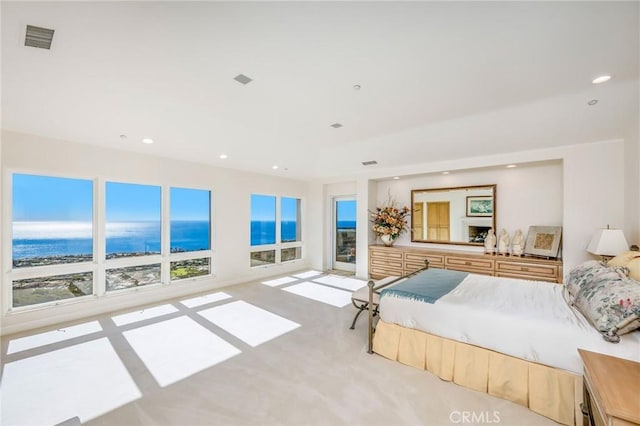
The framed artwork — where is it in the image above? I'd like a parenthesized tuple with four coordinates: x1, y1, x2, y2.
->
(466, 196, 493, 217)
(524, 226, 562, 258)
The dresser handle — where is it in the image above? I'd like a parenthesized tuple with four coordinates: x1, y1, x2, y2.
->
(465, 261, 471, 265)
(522, 267, 529, 272)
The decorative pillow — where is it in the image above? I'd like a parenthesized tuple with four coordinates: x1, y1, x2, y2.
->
(570, 268, 640, 343)
(564, 260, 628, 302)
(628, 258, 640, 282)
(608, 251, 639, 267)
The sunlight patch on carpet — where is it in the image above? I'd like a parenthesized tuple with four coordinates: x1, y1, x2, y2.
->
(261, 276, 298, 287)
(283, 282, 352, 307)
(7, 321, 103, 354)
(1, 338, 141, 425)
(292, 270, 322, 279)
(123, 316, 240, 387)
(111, 304, 179, 326)
(180, 292, 232, 308)
(198, 300, 300, 347)
(312, 275, 366, 291)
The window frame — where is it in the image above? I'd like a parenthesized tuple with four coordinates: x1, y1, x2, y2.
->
(3, 170, 215, 312)
(249, 193, 303, 268)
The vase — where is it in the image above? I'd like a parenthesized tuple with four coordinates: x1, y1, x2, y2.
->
(380, 234, 396, 247)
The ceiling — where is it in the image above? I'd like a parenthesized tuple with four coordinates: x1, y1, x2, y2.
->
(2, 1, 639, 180)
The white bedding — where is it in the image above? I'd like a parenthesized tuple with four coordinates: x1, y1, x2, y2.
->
(378, 273, 640, 374)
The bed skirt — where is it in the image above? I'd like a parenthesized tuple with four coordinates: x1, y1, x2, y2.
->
(373, 320, 583, 426)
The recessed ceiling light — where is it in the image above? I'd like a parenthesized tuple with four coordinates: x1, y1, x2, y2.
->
(219, 154, 228, 159)
(592, 75, 611, 84)
(393, 176, 400, 180)
(234, 74, 253, 85)
(272, 165, 279, 170)
(442, 171, 450, 175)
(506, 164, 517, 168)
(588, 99, 598, 106)
(331, 123, 343, 128)
(142, 138, 154, 144)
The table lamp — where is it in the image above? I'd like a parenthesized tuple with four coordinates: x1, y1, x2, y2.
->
(586, 225, 629, 262)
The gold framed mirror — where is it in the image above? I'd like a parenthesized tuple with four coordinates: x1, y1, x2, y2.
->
(410, 184, 497, 246)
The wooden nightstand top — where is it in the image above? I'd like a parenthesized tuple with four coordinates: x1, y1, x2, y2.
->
(578, 349, 640, 425)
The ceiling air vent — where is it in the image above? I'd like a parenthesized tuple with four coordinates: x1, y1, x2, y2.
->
(25, 25, 55, 49)
(234, 74, 253, 85)
(362, 160, 378, 166)
(330, 123, 343, 128)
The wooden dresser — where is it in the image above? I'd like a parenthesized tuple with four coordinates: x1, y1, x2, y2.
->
(369, 245, 563, 283)
(578, 349, 640, 426)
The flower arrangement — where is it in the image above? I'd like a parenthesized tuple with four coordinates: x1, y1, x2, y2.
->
(370, 201, 410, 241)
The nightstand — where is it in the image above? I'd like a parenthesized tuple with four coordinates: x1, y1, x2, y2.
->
(578, 349, 640, 426)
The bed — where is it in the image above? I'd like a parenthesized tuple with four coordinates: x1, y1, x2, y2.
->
(364, 258, 640, 426)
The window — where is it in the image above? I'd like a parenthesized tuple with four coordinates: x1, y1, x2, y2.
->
(8, 173, 214, 309)
(251, 194, 276, 246)
(12, 174, 94, 268)
(106, 182, 161, 259)
(281, 197, 301, 243)
(170, 187, 212, 281)
(11, 174, 94, 308)
(170, 258, 211, 280)
(170, 187, 211, 253)
(250, 194, 302, 267)
(13, 272, 93, 308)
(250, 250, 276, 267)
(106, 264, 161, 291)
(281, 247, 301, 262)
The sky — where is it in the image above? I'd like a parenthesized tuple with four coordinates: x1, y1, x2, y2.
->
(13, 174, 210, 222)
(337, 199, 356, 222)
(13, 174, 93, 221)
(251, 195, 299, 222)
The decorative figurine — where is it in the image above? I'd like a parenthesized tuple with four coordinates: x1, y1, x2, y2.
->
(498, 229, 510, 256)
(512, 229, 525, 257)
(484, 228, 496, 255)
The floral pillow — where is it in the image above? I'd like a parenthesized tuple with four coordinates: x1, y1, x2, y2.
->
(564, 260, 628, 302)
(565, 261, 640, 342)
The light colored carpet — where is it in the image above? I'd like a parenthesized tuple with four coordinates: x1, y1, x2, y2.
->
(1, 271, 555, 426)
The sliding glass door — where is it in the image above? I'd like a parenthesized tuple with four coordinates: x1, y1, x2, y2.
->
(332, 197, 356, 272)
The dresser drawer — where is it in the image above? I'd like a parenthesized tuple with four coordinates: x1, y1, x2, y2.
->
(371, 257, 403, 269)
(405, 262, 443, 273)
(370, 248, 403, 260)
(370, 266, 403, 279)
(446, 256, 494, 271)
(495, 260, 558, 279)
(404, 252, 445, 268)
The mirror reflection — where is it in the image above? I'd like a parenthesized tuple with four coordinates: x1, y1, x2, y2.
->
(411, 184, 496, 246)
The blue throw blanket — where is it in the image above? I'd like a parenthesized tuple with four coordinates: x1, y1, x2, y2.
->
(381, 269, 469, 304)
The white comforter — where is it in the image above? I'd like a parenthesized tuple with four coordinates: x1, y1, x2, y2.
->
(379, 274, 640, 374)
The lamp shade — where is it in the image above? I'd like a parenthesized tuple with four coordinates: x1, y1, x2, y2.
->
(586, 228, 629, 256)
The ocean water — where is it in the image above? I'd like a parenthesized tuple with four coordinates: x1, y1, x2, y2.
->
(251, 221, 297, 246)
(337, 220, 356, 230)
(12, 221, 210, 260)
(13, 219, 351, 259)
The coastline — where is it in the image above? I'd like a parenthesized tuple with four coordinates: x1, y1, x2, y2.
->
(12, 254, 211, 307)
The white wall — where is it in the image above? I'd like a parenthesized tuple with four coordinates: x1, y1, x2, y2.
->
(624, 118, 640, 246)
(1, 131, 313, 335)
(376, 162, 563, 250)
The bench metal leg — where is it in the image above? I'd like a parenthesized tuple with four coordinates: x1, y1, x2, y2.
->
(349, 304, 368, 329)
